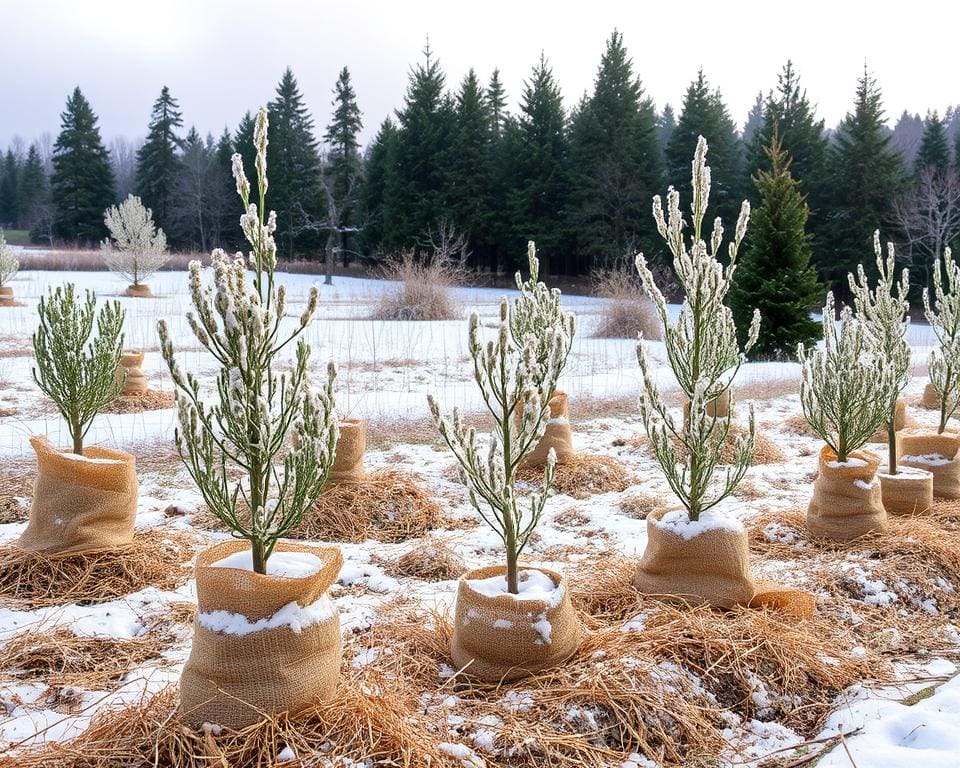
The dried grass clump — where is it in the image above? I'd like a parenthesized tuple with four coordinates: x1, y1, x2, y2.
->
(633, 423, 785, 466)
(517, 454, 634, 499)
(383, 539, 466, 581)
(371, 251, 464, 322)
(0, 531, 198, 608)
(101, 390, 175, 414)
(617, 491, 666, 520)
(591, 268, 663, 340)
(0, 470, 32, 523)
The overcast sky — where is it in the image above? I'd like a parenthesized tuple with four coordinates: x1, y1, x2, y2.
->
(1, 0, 956, 152)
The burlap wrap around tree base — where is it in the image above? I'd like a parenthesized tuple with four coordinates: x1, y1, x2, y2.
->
(326, 419, 366, 484)
(867, 399, 908, 443)
(806, 446, 887, 541)
(117, 350, 147, 395)
(633, 510, 814, 617)
(17, 436, 138, 555)
(179, 540, 344, 728)
(525, 391, 576, 468)
(878, 465, 934, 516)
(899, 431, 960, 499)
(450, 564, 583, 682)
(0, 285, 15, 306)
(125, 283, 153, 298)
(920, 382, 940, 410)
(682, 388, 732, 421)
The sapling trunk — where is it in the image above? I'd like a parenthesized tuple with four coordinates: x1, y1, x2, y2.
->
(888, 419, 897, 474)
(72, 425, 83, 457)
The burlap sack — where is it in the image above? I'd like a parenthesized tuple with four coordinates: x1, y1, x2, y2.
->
(450, 564, 582, 681)
(0, 286, 14, 306)
(118, 350, 147, 395)
(899, 431, 960, 499)
(920, 382, 940, 410)
(18, 436, 138, 555)
(125, 283, 153, 298)
(806, 446, 886, 541)
(179, 539, 343, 728)
(868, 399, 908, 443)
(525, 391, 576, 467)
(683, 388, 732, 421)
(326, 419, 366, 484)
(634, 509, 814, 617)
(878, 465, 934, 515)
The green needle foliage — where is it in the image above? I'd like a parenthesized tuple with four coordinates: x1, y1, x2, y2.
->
(428, 242, 573, 594)
(32, 284, 125, 455)
(923, 247, 960, 434)
(158, 107, 338, 574)
(635, 136, 760, 522)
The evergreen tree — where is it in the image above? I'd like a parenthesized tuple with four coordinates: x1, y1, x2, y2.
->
(567, 30, 663, 269)
(208, 128, 237, 249)
(916, 112, 951, 176)
(360, 118, 398, 253)
(135, 86, 183, 234)
(0, 151, 18, 227)
(448, 69, 493, 265)
(666, 70, 744, 228)
(826, 67, 908, 293)
(656, 104, 676, 156)
(50, 87, 116, 243)
(890, 110, 925, 169)
(487, 69, 508, 137)
(742, 92, 764, 147)
(171, 127, 213, 250)
(323, 66, 364, 261)
(18, 144, 47, 231)
(729, 131, 822, 358)
(508, 53, 569, 272)
(267, 67, 323, 257)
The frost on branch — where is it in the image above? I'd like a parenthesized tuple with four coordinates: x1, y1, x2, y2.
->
(924, 247, 960, 433)
(634, 135, 759, 522)
(157, 107, 337, 574)
(848, 231, 910, 469)
(799, 292, 896, 463)
(428, 244, 574, 594)
(102, 195, 168, 287)
(0, 229, 18, 288)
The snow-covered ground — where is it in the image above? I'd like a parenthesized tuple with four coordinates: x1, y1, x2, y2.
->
(0, 264, 957, 766)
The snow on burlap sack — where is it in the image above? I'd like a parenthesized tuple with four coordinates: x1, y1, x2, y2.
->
(899, 431, 960, 499)
(17, 436, 137, 555)
(807, 446, 886, 541)
(179, 540, 343, 728)
(326, 419, 366, 484)
(868, 399, 908, 443)
(878, 466, 934, 516)
(450, 565, 582, 682)
(632, 509, 810, 618)
(525, 392, 576, 467)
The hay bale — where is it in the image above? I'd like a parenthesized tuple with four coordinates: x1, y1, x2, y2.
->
(0, 531, 198, 609)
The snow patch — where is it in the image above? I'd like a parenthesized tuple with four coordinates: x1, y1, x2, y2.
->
(653, 508, 744, 540)
(198, 594, 335, 636)
(901, 453, 953, 467)
(466, 569, 563, 607)
(210, 548, 327, 578)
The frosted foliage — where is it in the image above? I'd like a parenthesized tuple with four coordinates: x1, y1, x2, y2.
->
(923, 247, 960, 432)
(101, 195, 168, 285)
(157, 107, 338, 573)
(634, 136, 760, 521)
(0, 229, 18, 287)
(798, 292, 896, 462)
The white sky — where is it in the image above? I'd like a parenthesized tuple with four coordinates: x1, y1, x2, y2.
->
(1, 0, 957, 151)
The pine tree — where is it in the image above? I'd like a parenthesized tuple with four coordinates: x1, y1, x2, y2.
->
(487, 69, 508, 137)
(730, 131, 822, 358)
(567, 30, 663, 268)
(171, 127, 213, 250)
(656, 104, 676, 157)
(827, 67, 908, 294)
(50, 87, 116, 243)
(18, 145, 47, 231)
(666, 70, 744, 228)
(267, 67, 323, 257)
(360, 118, 398, 253)
(135, 86, 184, 235)
(323, 66, 364, 262)
(0, 151, 18, 227)
(509, 53, 569, 272)
(741, 92, 764, 147)
(916, 112, 951, 176)
(208, 128, 236, 249)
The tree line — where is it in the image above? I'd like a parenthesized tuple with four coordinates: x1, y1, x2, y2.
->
(1, 31, 959, 295)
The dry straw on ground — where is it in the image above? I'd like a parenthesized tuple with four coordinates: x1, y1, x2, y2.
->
(517, 453, 634, 499)
(101, 390, 175, 414)
(371, 251, 464, 322)
(382, 539, 467, 581)
(0, 530, 199, 608)
(591, 268, 663, 340)
(630, 423, 785, 466)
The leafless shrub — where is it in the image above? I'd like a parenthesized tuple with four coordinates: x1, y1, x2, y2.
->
(591, 266, 663, 340)
(371, 243, 467, 322)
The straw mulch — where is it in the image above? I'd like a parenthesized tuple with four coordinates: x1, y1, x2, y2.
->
(517, 453, 634, 499)
(102, 390, 175, 414)
(382, 539, 467, 581)
(0, 470, 32, 523)
(0, 530, 200, 608)
(631, 424, 785, 466)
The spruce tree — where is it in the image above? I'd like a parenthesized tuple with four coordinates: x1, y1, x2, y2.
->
(487, 69, 508, 137)
(360, 118, 398, 253)
(50, 87, 116, 243)
(0, 151, 18, 227)
(666, 70, 744, 229)
(567, 30, 663, 268)
(742, 93, 764, 148)
(730, 131, 822, 358)
(267, 67, 323, 257)
(656, 104, 676, 157)
(135, 86, 183, 235)
(486, 77, 516, 271)
(208, 128, 236, 249)
(508, 53, 569, 272)
(18, 145, 47, 231)
(827, 67, 908, 294)
(916, 112, 951, 176)
(323, 66, 364, 262)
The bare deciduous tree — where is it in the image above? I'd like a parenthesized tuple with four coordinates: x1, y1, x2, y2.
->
(891, 167, 960, 289)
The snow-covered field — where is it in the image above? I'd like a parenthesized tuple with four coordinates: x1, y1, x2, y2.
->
(0, 264, 957, 767)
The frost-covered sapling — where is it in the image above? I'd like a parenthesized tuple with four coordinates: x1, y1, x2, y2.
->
(0, 229, 19, 292)
(102, 195, 168, 294)
(923, 248, 960, 434)
(634, 136, 760, 523)
(848, 232, 910, 473)
(158, 108, 338, 574)
(32, 284, 125, 455)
